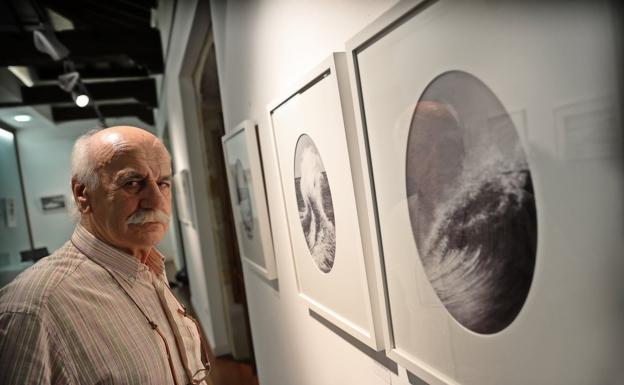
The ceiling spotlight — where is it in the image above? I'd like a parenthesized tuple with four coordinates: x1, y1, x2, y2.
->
(8, 66, 34, 87)
(73, 93, 89, 107)
(14, 114, 32, 122)
(33, 29, 69, 61)
(59, 71, 90, 107)
(58, 71, 79, 92)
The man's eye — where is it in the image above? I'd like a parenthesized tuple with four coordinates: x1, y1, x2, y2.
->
(158, 181, 171, 189)
(123, 180, 142, 191)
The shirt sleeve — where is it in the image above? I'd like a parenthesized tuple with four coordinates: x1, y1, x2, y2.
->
(0, 311, 72, 385)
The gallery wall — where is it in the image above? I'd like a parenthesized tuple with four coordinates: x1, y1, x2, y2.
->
(208, 1, 424, 384)
(209, 1, 622, 385)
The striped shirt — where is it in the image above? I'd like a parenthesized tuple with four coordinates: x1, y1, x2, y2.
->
(0, 225, 207, 385)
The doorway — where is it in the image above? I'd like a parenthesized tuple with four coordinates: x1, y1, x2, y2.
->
(191, 31, 256, 370)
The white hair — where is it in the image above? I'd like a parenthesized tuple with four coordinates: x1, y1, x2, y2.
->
(69, 128, 101, 221)
(70, 128, 101, 190)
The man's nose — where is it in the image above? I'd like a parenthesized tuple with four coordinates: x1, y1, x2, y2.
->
(139, 180, 168, 210)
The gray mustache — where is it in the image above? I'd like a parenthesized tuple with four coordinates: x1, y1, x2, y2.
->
(126, 210, 170, 225)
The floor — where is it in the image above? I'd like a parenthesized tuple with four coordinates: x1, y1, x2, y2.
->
(171, 283, 259, 385)
(208, 354, 259, 385)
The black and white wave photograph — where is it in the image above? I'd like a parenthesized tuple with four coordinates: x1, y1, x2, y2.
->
(294, 134, 336, 273)
(406, 70, 537, 334)
(234, 159, 254, 239)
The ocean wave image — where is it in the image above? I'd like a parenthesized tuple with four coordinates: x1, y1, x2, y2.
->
(234, 159, 254, 239)
(406, 71, 537, 334)
(294, 134, 336, 273)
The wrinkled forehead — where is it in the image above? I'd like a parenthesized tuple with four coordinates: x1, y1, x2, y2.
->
(96, 137, 171, 177)
(99, 130, 167, 154)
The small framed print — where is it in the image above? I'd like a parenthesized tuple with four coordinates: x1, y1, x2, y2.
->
(173, 169, 197, 228)
(5, 197, 16, 228)
(222, 120, 277, 281)
(268, 53, 384, 350)
(346, 0, 621, 384)
(41, 195, 66, 211)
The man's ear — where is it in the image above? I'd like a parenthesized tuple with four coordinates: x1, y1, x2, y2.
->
(71, 177, 90, 213)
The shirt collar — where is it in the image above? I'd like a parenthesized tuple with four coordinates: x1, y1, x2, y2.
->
(71, 224, 165, 285)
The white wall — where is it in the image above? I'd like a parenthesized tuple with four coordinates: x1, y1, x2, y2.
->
(207, 1, 429, 385)
(208, 1, 624, 384)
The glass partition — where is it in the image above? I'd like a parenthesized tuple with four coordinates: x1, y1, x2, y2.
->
(0, 126, 33, 285)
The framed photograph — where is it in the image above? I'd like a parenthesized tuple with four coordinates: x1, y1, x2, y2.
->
(222, 120, 277, 281)
(4, 197, 16, 228)
(41, 194, 66, 211)
(346, 0, 621, 384)
(173, 169, 197, 228)
(268, 53, 384, 350)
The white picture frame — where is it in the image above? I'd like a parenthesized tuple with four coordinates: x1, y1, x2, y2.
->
(173, 169, 197, 228)
(346, 1, 622, 384)
(222, 120, 278, 281)
(267, 53, 384, 350)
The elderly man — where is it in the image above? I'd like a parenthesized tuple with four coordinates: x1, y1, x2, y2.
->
(0, 126, 209, 385)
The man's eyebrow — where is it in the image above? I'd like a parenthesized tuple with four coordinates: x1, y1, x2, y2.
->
(115, 171, 145, 183)
(159, 175, 172, 181)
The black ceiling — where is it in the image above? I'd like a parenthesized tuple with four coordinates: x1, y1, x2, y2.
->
(0, 0, 162, 125)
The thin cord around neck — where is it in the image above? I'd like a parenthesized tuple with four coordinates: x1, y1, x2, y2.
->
(71, 240, 182, 385)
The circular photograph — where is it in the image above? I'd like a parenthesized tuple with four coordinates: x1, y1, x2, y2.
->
(234, 159, 254, 239)
(294, 134, 336, 273)
(406, 70, 537, 334)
